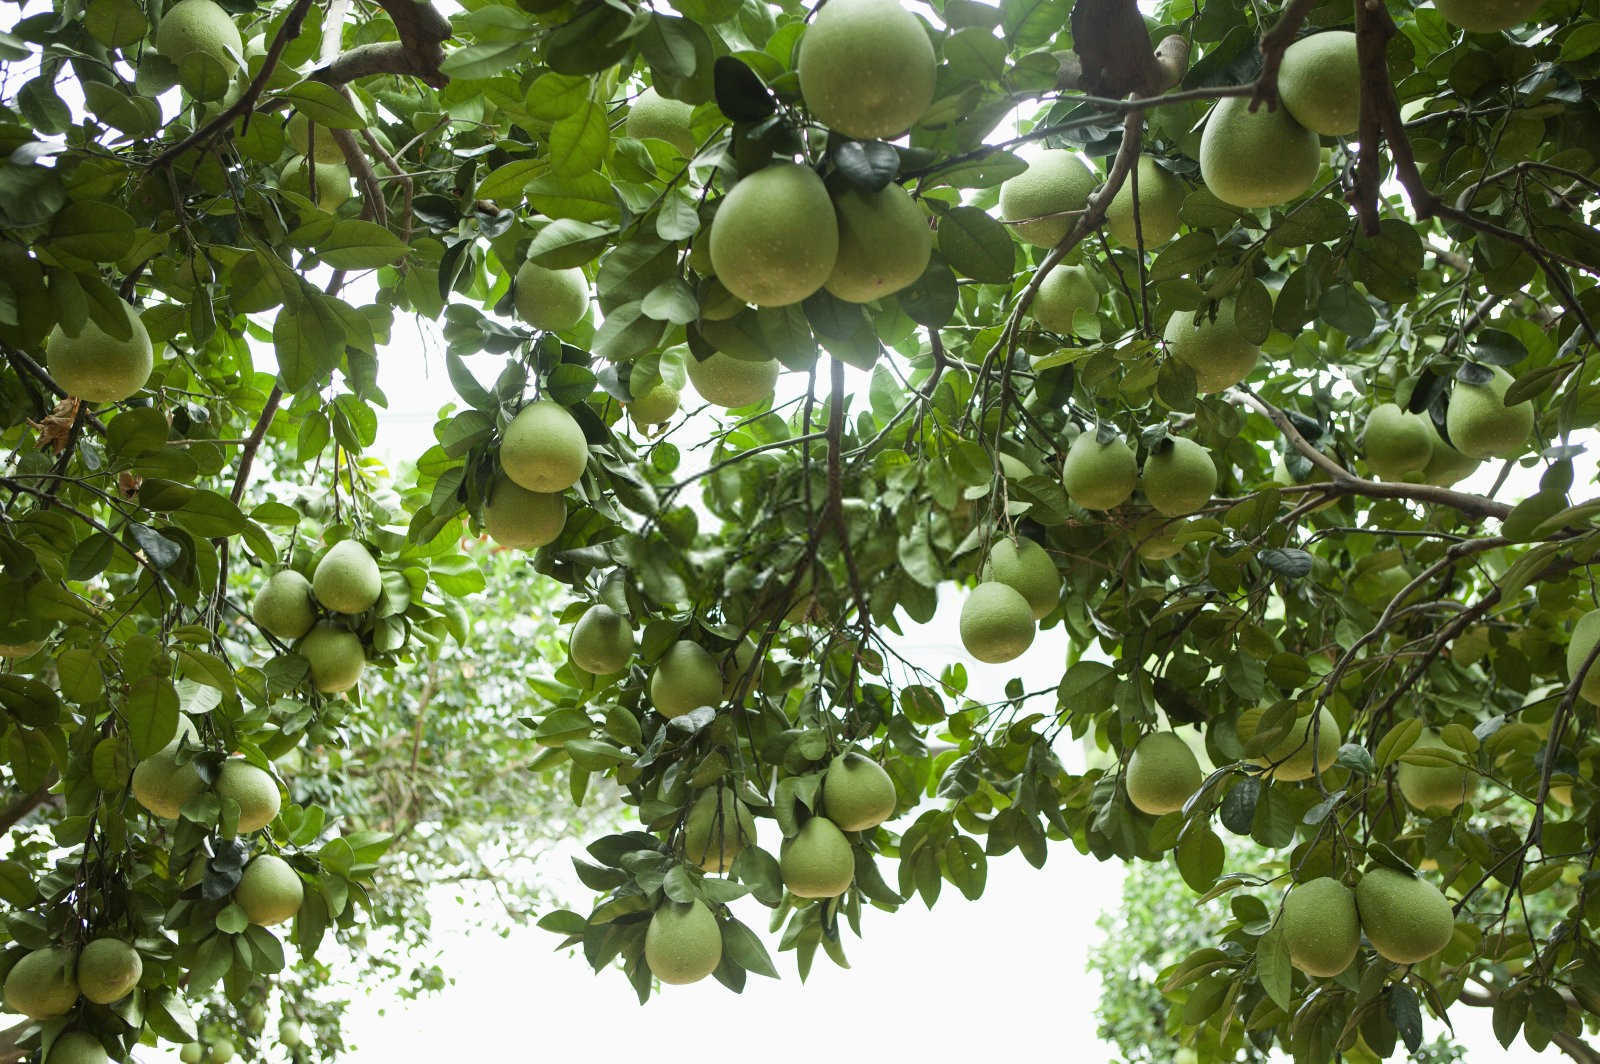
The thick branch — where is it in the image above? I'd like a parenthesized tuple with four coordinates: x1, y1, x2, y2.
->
(315, 0, 452, 88)
(0, 777, 58, 835)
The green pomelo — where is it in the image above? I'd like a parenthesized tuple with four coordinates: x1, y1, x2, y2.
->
(1445, 365, 1533, 459)
(823, 752, 897, 832)
(500, 400, 589, 492)
(1125, 732, 1202, 815)
(685, 352, 780, 409)
(312, 540, 382, 615)
(649, 640, 723, 719)
(644, 900, 722, 985)
(513, 262, 589, 333)
(1063, 431, 1138, 511)
(999, 149, 1097, 249)
(179, 1044, 203, 1064)
(287, 113, 344, 164)
(235, 854, 304, 926)
(1278, 32, 1360, 136)
(1396, 732, 1475, 813)
(1141, 438, 1219, 517)
(780, 816, 855, 898)
(1281, 877, 1360, 977)
(278, 1022, 303, 1048)
(1241, 705, 1342, 781)
(569, 604, 635, 675)
(683, 788, 756, 872)
(45, 297, 154, 403)
(1105, 156, 1186, 247)
(1433, 0, 1543, 30)
(824, 182, 933, 303)
(216, 759, 280, 834)
(210, 1040, 236, 1064)
(280, 156, 351, 209)
(47, 1033, 108, 1064)
(483, 474, 566, 550)
(2, 947, 78, 1019)
(982, 537, 1061, 621)
(796, 0, 935, 140)
(1567, 608, 1600, 705)
(1163, 300, 1260, 394)
(1419, 418, 1481, 487)
(625, 88, 697, 156)
(959, 581, 1036, 664)
(1363, 403, 1433, 480)
(1355, 868, 1455, 964)
(1030, 265, 1100, 333)
(155, 0, 242, 96)
(131, 739, 204, 820)
(251, 570, 315, 641)
(708, 163, 839, 307)
(626, 380, 680, 426)
(1199, 96, 1322, 208)
(75, 938, 142, 1005)
(298, 622, 365, 694)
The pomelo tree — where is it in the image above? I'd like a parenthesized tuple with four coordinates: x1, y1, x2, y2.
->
(1, 0, 1600, 1058)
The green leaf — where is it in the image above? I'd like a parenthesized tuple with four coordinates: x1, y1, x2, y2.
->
(1255, 923, 1294, 1011)
(938, 206, 1014, 283)
(720, 917, 778, 978)
(547, 99, 609, 178)
(49, 202, 136, 262)
(439, 38, 527, 80)
(310, 219, 410, 269)
(280, 82, 365, 129)
(125, 676, 179, 759)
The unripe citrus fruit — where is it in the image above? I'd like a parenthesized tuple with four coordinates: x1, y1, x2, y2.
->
(1278, 32, 1360, 136)
(1030, 265, 1100, 333)
(1433, 0, 1543, 31)
(251, 570, 315, 641)
(626, 380, 680, 426)
(1141, 437, 1218, 517)
(278, 1022, 303, 1048)
(1105, 156, 1186, 247)
(1281, 877, 1360, 977)
(649, 640, 722, 719)
(1363, 403, 1432, 480)
(823, 751, 897, 831)
(1163, 300, 1260, 394)
(235, 854, 303, 926)
(825, 182, 933, 303)
(500, 400, 588, 492)
(1396, 732, 1475, 813)
(796, 0, 935, 140)
(210, 1040, 236, 1064)
(75, 939, 142, 1005)
(483, 474, 566, 549)
(216, 759, 280, 833)
(131, 723, 204, 820)
(1445, 365, 1533, 459)
(1419, 419, 1480, 487)
(1355, 867, 1455, 964)
(1199, 96, 1322, 208)
(280, 156, 351, 209)
(1240, 705, 1341, 781)
(2, 947, 78, 1018)
(959, 581, 1036, 664)
(312, 540, 382, 615)
(780, 816, 855, 898)
(999, 150, 1097, 248)
(625, 88, 696, 156)
(179, 1045, 203, 1064)
(982, 537, 1060, 621)
(683, 788, 757, 872)
(709, 164, 838, 307)
(685, 352, 780, 409)
(1125, 732, 1202, 815)
(513, 262, 589, 333)
(45, 298, 154, 403)
(298, 622, 365, 694)
(1063, 430, 1138, 511)
(569, 604, 635, 675)
(47, 1033, 108, 1064)
(1567, 608, 1600, 704)
(155, 0, 242, 97)
(644, 900, 722, 985)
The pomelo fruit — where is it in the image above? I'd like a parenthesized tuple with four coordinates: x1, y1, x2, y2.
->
(1030, 265, 1100, 333)
(796, 0, 935, 140)
(1241, 705, 1341, 781)
(2, 947, 78, 1018)
(822, 751, 897, 832)
(312, 540, 381, 615)
(999, 149, 1097, 249)
(824, 182, 933, 303)
(278, 1022, 303, 1048)
(1125, 732, 1202, 815)
(500, 400, 588, 493)
(644, 899, 722, 985)
(179, 1044, 203, 1064)
(708, 163, 839, 307)
(569, 604, 635, 675)
(1281, 877, 1360, 977)
(982, 537, 1060, 621)
(780, 816, 855, 898)
(45, 298, 154, 403)
(1199, 96, 1322, 208)
(1063, 430, 1137, 510)
(1278, 32, 1360, 136)
(1141, 438, 1219, 517)
(1363, 403, 1433, 480)
(131, 721, 204, 820)
(649, 640, 722, 719)
(216, 759, 280, 833)
(251, 570, 315, 641)
(1567, 608, 1600, 704)
(683, 788, 757, 872)
(1445, 365, 1533, 459)
(209, 1040, 235, 1064)
(1419, 419, 1481, 487)
(1433, 0, 1543, 30)
(1396, 732, 1475, 813)
(298, 622, 365, 694)
(1105, 156, 1186, 248)
(513, 262, 588, 333)
(959, 581, 1036, 664)
(155, 0, 242, 97)
(626, 380, 680, 426)
(75, 938, 142, 1005)
(1355, 868, 1455, 964)
(46, 1033, 108, 1064)
(1163, 300, 1260, 394)
(625, 88, 696, 156)
(483, 474, 566, 549)
(280, 156, 351, 209)
(235, 854, 303, 926)
(685, 352, 780, 409)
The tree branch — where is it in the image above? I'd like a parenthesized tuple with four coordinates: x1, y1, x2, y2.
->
(314, 0, 452, 88)
(0, 777, 58, 835)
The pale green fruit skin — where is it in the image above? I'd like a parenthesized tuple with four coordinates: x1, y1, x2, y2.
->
(625, 88, 696, 156)
(312, 540, 382, 615)
(823, 752, 897, 832)
(1199, 96, 1322, 208)
(287, 113, 344, 164)
(217, 759, 280, 833)
(824, 182, 933, 303)
(512, 262, 589, 333)
(644, 900, 722, 985)
(299, 622, 365, 694)
(179, 1044, 204, 1064)
(1281, 877, 1360, 977)
(796, 0, 935, 140)
(780, 817, 855, 898)
(1279, 32, 1360, 136)
(1105, 157, 1186, 247)
(75, 938, 142, 1005)
(1363, 403, 1433, 480)
(1397, 732, 1475, 813)
(683, 788, 757, 872)
(626, 380, 680, 426)
(999, 150, 1097, 248)
(1030, 265, 1100, 333)
(649, 640, 723, 719)
(569, 604, 635, 675)
(982, 538, 1061, 621)
(685, 352, 780, 409)
(1567, 609, 1600, 705)
(959, 581, 1036, 664)
(1163, 300, 1260, 394)
(210, 1040, 236, 1064)
(236, 855, 304, 926)
(131, 742, 204, 819)
(1243, 705, 1341, 781)
(278, 1022, 303, 1048)
(1063, 432, 1137, 511)
(1141, 438, 1219, 517)
(1433, 0, 1543, 30)
(280, 157, 351, 208)
(45, 298, 154, 403)
(483, 475, 565, 549)
(1446, 365, 1533, 459)
(1125, 732, 1202, 815)
(709, 163, 839, 307)
(500, 400, 588, 492)
(155, 0, 242, 84)
(251, 570, 315, 641)
(1419, 418, 1481, 487)
(1355, 868, 1455, 964)
(45, 1033, 108, 1064)
(3, 947, 78, 1019)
